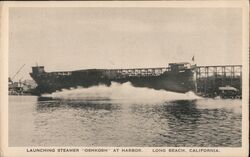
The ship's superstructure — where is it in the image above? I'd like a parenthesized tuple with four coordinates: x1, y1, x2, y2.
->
(30, 62, 196, 94)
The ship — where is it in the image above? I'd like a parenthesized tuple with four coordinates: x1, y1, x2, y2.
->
(30, 62, 196, 95)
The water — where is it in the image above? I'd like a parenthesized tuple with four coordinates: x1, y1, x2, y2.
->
(9, 83, 241, 147)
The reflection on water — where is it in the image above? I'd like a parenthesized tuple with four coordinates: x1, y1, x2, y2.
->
(36, 100, 116, 112)
(9, 96, 241, 147)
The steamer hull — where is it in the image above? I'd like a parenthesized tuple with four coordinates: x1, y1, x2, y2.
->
(30, 63, 195, 95)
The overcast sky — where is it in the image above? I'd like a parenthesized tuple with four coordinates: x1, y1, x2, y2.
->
(9, 7, 242, 80)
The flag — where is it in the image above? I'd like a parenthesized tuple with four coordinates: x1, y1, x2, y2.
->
(192, 56, 195, 62)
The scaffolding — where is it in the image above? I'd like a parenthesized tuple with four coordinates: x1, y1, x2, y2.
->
(103, 67, 171, 79)
(195, 65, 242, 96)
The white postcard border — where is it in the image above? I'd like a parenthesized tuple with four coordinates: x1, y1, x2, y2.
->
(0, 1, 249, 157)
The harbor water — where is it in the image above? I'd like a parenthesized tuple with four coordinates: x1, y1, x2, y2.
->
(9, 83, 242, 147)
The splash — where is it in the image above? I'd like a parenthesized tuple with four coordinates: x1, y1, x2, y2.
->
(42, 82, 201, 103)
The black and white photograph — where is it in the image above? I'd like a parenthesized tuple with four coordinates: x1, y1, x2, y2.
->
(1, 1, 249, 157)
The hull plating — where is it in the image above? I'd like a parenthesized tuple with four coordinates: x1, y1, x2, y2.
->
(30, 67, 195, 95)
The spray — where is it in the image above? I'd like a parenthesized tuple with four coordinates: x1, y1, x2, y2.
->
(42, 82, 202, 103)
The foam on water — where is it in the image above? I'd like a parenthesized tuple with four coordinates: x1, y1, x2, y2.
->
(42, 82, 201, 103)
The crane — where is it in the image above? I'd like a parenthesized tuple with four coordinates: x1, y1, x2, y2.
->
(11, 64, 25, 81)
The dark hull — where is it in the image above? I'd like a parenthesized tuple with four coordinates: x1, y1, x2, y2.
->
(30, 67, 195, 95)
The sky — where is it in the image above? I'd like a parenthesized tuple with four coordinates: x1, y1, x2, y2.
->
(9, 7, 242, 80)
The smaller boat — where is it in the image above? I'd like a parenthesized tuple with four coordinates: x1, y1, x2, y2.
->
(218, 86, 241, 99)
